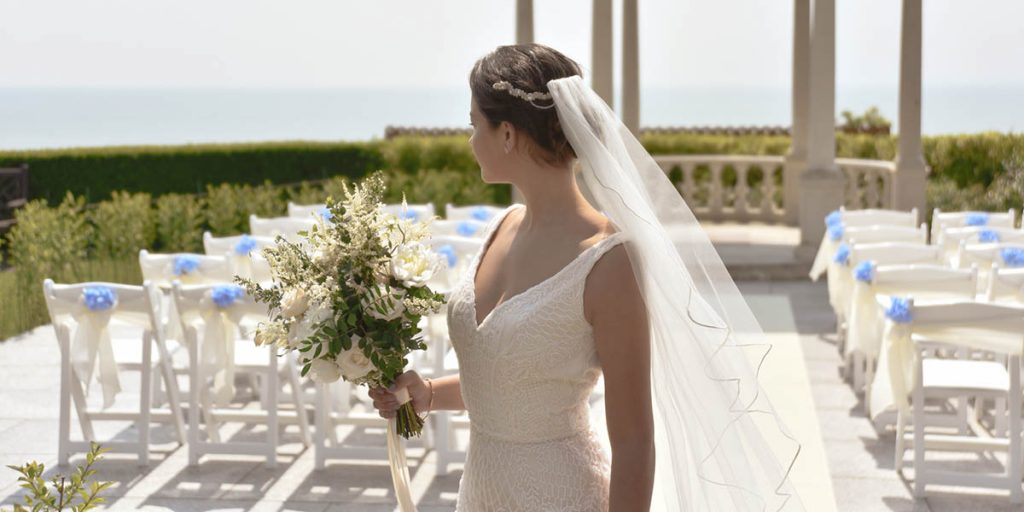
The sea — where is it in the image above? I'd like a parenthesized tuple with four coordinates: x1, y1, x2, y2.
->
(0, 84, 1020, 151)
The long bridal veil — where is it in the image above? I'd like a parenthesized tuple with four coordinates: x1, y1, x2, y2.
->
(547, 75, 803, 511)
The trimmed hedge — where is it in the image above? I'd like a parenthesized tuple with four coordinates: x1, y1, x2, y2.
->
(1, 132, 1021, 204)
(0, 141, 387, 203)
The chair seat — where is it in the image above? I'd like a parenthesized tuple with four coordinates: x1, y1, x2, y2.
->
(921, 359, 1010, 394)
(233, 339, 272, 367)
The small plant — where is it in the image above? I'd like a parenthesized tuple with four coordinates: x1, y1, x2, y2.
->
(839, 106, 892, 135)
(3, 442, 113, 512)
(155, 193, 204, 252)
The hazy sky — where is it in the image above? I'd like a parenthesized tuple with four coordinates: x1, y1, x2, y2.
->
(1, 0, 1022, 90)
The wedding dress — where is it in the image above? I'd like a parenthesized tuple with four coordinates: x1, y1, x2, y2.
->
(447, 202, 625, 511)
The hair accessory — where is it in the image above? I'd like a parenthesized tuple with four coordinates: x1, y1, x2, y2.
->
(492, 80, 556, 109)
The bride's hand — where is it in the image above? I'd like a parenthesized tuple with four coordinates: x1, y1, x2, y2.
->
(368, 370, 430, 419)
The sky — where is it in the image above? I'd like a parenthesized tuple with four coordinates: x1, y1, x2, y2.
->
(2, 0, 1023, 91)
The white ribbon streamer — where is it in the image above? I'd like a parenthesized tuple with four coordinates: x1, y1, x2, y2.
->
(198, 293, 244, 407)
(387, 387, 417, 512)
(809, 235, 838, 282)
(70, 302, 121, 409)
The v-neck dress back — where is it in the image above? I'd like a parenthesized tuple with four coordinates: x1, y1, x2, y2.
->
(446, 203, 627, 511)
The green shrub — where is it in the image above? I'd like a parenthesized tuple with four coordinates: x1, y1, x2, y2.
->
(3, 442, 113, 512)
(155, 193, 204, 252)
(88, 191, 155, 260)
(381, 168, 505, 207)
(204, 183, 248, 236)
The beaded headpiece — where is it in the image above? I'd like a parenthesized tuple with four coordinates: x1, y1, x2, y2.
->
(491, 80, 555, 109)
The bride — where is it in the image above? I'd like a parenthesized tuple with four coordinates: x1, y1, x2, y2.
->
(369, 44, 803, 511)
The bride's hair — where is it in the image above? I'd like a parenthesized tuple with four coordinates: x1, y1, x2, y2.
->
(470, 44, 582, 168)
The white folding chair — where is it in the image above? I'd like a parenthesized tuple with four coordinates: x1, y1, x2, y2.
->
(202, 232, 277, 280)
(887, 299, 1024, 502)
(810, 208, 919, 282)
(430, 219, 487, 239)
(382, 202, 435, 223)
(287, 201, 327, 220)
(43, 279, 186, 466)
(832, 242, 941, 354)
(840, 206, 920, 228)
(139, 250, 234, 288)
(931, 208, 1018, 244)
(445, 203, 505, 222)
(842, 224, 928, 245)
(937, 226, 1024, 265)
(172, 282, 311, 467)
(846, 264, 978, 409)
(249, 214, 316, 244)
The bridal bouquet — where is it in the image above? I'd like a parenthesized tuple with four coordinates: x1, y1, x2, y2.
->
(237, 172, 447, 439)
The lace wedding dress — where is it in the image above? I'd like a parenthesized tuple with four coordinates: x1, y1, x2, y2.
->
(446, 202, 626, 511)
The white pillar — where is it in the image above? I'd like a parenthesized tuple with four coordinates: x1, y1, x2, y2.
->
(513, 0, 534, 205)
(516, 0, 534, 44)
(798, 0, 845, 251)
(893, 0, 927, 213)
(783, 0, 811, 225)
(622, 0, 640, 135)
(592, 0, 614, 106)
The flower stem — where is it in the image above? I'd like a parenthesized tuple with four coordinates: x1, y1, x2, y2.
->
(395, 401, 424, 440)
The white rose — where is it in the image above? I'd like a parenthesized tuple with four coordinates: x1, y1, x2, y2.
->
(280, 288, 309, 318)
(287, 319, 313, 348)
(336, 335, 375, 380)
(361, 286, 407, 321)
(308, 357, 342, 383)
(390, 242, 440, 288)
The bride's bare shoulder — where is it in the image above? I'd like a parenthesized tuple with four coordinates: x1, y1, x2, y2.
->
(582, 235, 641, 326)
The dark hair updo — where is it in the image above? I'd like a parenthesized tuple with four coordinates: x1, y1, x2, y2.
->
(469, 43, 583, 168)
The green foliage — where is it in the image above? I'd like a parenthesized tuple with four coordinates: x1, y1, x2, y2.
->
(88, 191, 155, 260)
(0, 141, 386, 203)
(381, 168, 504, 207)
(3, 442, 113, 512)
(155, 193, 204, 252)
(839, 107, 892, 135)
(203, 183, 249, 236)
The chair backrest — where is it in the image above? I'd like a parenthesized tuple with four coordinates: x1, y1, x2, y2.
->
(849, 242, 941, 268)
(42, 279, 160, 334)
(872, 264, 978, 299)
(170, 282, 268, 334)
(901, 298, 1024, 332)
(445, 203, 505, 222)
(202, 232, 277, 257)
(287, 202, 327, 220)
(139, 250, 234, 287)
(426, 235, 484, 288)
(986, 265, 1024, 303)
(248, 215, 316, 243)
(381, 202, 435, 223)
(956, 242, 1024, 271)
(248, 253, 274, 285)
(937, 226, 1024, 260)
(839, 207, 919, 228)
(430, 219, 487, 238)
(931, 208, 1017, 243)
(843, 223, 927, 245)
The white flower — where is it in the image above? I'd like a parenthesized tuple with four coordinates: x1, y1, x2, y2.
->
(336, 335, 375, 380)
(280, 288, 309, 319)
(308, 357, 342, 383)
(287, 319, 313, 348)
(390, 242, 440, 288)
(361, 286, 407, 321)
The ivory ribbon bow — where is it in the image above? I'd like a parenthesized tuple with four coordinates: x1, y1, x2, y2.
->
(387, 387, 417, 512)
(197, 293, 245, 407)
(809, 236, 838, 282)
(70, 302, 121, 409)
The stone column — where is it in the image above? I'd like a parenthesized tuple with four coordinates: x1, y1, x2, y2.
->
(512, 0, 534, 204)
(516, 0, 534, 44)
(799, 0, 845, 252)
(592, 0, 614, 106)
(783, 0, 811, 225)
(622, 0, 640, 135)
(893, 0, 927, 213)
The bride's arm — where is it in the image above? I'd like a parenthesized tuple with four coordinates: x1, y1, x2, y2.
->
(369, 372, 465, 418)
(586, 244, 655, 512)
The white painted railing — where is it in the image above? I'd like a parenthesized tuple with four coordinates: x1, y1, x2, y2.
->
(653, 154, 897, 223)
(836, 158, 895, 210)
(653, 155, 786, 223)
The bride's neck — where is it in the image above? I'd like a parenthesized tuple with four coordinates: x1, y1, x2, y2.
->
(515, 169, 592, 231)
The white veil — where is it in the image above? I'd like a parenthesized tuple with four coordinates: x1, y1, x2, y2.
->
(547, 75, 803, 511)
